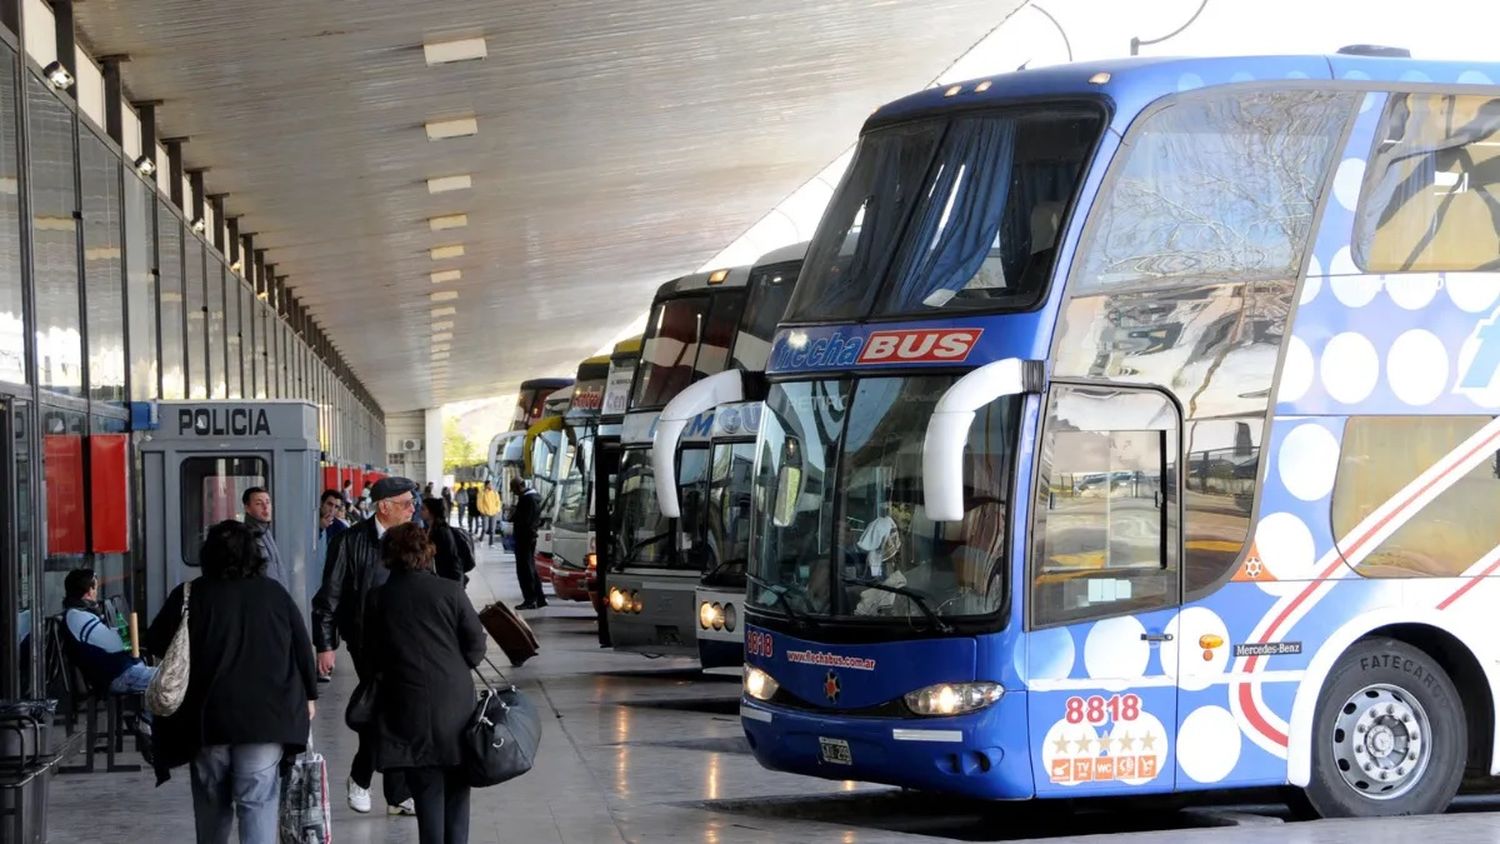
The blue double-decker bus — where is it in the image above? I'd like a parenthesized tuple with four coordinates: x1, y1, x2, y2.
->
(740, 49, 1500, 818)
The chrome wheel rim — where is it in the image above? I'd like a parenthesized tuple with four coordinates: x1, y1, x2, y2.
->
(1331, 682, 1432, 801)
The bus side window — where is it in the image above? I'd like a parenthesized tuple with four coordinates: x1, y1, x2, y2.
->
(1333, 416, 1500, 577)
(1355, 93, 1500, 273)
(1032, 385, 1180, 627)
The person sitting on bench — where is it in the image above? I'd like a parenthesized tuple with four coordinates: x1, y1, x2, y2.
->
(62, 568, 156, 695)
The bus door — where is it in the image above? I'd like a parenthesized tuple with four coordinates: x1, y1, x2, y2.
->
(1028, 384, 1181, 796)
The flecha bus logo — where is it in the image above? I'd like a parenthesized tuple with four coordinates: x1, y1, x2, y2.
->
(856, 328, 983, 365)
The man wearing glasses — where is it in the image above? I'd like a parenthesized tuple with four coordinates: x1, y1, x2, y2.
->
(311, 475, 420, 817)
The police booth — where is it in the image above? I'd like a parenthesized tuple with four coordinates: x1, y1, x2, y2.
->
(138, 401, 321, 617)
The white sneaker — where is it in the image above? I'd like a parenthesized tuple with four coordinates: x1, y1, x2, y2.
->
(388, 798, 416, 816)
(347, 778, 372, 814)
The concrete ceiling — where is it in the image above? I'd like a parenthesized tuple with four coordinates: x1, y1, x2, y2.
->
(71, 0, 1024, 412)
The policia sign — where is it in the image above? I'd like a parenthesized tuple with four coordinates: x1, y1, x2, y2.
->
(177, 405, 274, 437)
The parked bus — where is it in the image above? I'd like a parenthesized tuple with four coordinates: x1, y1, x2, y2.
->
(547, 355, 613, 600)
(519, 384, 576, 583)
(651, 245, 805, 670)
(511, 377, 575, 432)
(492, 379, 573, 539)
(609, 246, 808, 658)
(591, 336, 644, 644)
(739, 50, 1500, 819)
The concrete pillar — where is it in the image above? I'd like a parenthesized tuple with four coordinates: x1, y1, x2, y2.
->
(424, 407, 444, 490)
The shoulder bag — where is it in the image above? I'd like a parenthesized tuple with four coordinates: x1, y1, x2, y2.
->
(145, 581, 192, 716)
(462, 657, 541, 787)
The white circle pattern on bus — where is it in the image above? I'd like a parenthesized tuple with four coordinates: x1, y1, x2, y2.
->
(1330, 272, 1381, 309)
(1277, 424, 1340, 502)
(1332, 158, 1365, 212)
(1386, 272, 1440, 310)
(1276, 336, 1314, 404)
(1176, 705, 1242, 784)
(1446, 273, 1500, 313)
(1458, 71, 1494, 85)
(1083, 616, 1149, 690)
(1253, 512, 1318, 596)
(1387, 329, 1449, 406)
(1027, 626, 1077, 681)
(1320, 332, 1380, 404)
(1160, 607, 1229, 691)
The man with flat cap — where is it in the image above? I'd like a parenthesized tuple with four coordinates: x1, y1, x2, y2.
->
(312, 475, 420, 816)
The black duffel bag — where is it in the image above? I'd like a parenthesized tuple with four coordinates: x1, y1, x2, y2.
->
(462, 662, 540, 787)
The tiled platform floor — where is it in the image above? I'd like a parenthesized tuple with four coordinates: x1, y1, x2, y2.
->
(44, 542, 1500, 843)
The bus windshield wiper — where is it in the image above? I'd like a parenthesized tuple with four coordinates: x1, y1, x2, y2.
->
(624, 531, 671, 563)
(841, 576, 953, 634)
(745, 572, 820, 630)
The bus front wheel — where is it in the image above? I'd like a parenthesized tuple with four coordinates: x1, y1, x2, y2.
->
(1304, 637, 1465, 818)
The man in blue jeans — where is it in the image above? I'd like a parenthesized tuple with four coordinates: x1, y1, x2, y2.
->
(62, 569, 155, 694)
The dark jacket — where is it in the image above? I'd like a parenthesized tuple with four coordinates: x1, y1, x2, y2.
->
(367, 570, 486, 770)
(311, 516, 390, 654)
(512, 488, 542, 542)
(429, 523, 464, 583)
(145, 576, 318, 785)
(246, 515, 289, 592)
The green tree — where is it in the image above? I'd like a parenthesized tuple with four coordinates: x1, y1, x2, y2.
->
(443, 417, 482, 474)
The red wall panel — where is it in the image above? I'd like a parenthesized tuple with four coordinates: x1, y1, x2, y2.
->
(90, 434, 131, 553)
(43, 434, 86, 555)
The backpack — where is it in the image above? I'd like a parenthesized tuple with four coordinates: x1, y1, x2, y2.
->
(452, 525, 477, 573)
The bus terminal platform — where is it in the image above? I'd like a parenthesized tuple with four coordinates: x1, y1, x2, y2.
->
(43, 543, 1500, 844)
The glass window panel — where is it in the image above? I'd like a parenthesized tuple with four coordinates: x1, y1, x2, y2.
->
(224, 275, 241, 399)
(207, 263, 226, 398)
(1333, 417, 1500, 577)
(124, 173, 157, 400)
(184, 239, 206, 399)
(733, 261, 800, 372)
(180, 456, 268, 566)
(1032, 385, 1179, 627)
(80, 130, 125, 405)
(1077, 90, 1352, 292)
(704, 441, 757, 583)
(1357, 94, 1500, 273)
(0, 47, 25, 384)
(28, 76, 82, 395)
(632, 297, 709, 408)
(157, 208, 184, 399)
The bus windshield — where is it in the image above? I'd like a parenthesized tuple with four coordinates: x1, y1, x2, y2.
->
(786, 106, 1102, 321)
(748, 377, 1018, 625)
(554, 425, 594, 534)
(631, 290, 749, 409)
(615, 448, 670, 568)
(704, 440, 756, 586)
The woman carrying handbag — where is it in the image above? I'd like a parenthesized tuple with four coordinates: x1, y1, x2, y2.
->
(146, 520, 320, 844)
(364, 523, 487, 844)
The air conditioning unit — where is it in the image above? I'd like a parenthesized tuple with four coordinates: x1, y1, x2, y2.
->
(400, 438, 423, 452)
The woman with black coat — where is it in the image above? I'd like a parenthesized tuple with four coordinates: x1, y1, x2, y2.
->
(367, 522, 487, 844)
(146, 519, 319, 844)
(422, 497, 470, 583)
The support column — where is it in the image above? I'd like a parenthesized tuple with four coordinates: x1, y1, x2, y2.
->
(424, 407, 444, 491)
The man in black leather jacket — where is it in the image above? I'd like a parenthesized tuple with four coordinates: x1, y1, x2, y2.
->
(311, 475, 419, 816)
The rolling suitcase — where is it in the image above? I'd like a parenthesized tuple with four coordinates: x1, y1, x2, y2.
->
(478, 601, 539, 666)
(279, 733, 331, 844)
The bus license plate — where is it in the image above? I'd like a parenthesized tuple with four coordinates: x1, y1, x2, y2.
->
(819, 737, 853, 765)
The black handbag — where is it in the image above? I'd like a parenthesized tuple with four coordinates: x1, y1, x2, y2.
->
(344, 677, 379, 732)
(462, 659, 540, 787)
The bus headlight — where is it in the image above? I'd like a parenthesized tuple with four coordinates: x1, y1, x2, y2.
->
(630, 591, 643, 613)
(608, 588, 626, 612)
(744, 665, 779, 702)
(722, 603, 737, 632)
(585, 552, 597, 571)
(903, 682, 1003, 717)
(698, 601, 719, 630)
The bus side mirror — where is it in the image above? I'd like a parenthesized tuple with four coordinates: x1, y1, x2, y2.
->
(922, 358, 1044, 522)
(653, 370, 744, 518)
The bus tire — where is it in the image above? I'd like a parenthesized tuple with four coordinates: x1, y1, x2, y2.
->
(1303, 637, 1465, 818)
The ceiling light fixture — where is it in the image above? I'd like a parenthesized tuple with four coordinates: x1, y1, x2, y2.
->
(431, 343, 451, 353)
(430, 269, 461, 284)
(431, 332, 453, 342)
(431, 351, 450, 361)
(430, 290, 459, 302)
(428, 214, 468, 232)
(430, 306, 457, 318)
(424, 36, 488, 66)
(43, 61, 74, 90)
(134, 155, 156, 177)
(191, 218, 207, 235)
(427, 175, 472, 194)
(424, 117, 478, 141)
(430, 244, 465, 260)
(430, 321, 454, 331)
